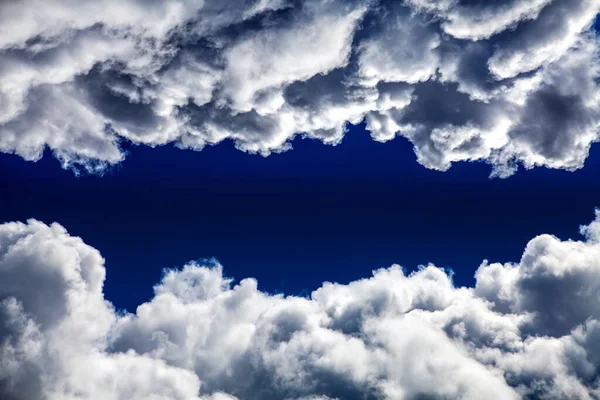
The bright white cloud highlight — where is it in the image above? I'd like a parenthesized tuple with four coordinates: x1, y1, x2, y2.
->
(3, 211, 600, 398)
(0, 0, 599, 175)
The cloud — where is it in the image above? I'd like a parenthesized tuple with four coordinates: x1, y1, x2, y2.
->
(0, 0, 599, 175)
(3, 211, 600, 398)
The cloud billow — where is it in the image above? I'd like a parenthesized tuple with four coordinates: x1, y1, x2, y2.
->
(0, 0, 599, 176)
(2, 211, 600, 399)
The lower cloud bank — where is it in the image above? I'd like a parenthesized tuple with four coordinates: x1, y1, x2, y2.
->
(2, 212, 600, 399)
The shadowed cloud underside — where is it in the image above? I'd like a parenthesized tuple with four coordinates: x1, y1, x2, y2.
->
(0, 0, 599, 176)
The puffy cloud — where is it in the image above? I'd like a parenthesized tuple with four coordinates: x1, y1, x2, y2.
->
(0, 0, 599, 175)
(486, 0, 599, 80)
(4, 212, 600, 398)
(0, 220, 208, 400)
(406, 0, 553, 40)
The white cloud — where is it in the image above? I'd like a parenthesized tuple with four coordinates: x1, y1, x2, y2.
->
(357, 4, 440, 86)
(4, 211, 600, 398)
(415, 0, 552, 40)
(487, 0, 599, 79)
(0, 0, 599, 176)
(222, 1, 367, 113)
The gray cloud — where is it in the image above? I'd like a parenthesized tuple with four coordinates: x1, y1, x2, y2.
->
(0, 0, 599, 175)
(3, 211, 600, 398)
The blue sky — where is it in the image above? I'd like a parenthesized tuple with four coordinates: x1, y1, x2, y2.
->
(4, 1, 600, 399)
(2, 122, 600, 312)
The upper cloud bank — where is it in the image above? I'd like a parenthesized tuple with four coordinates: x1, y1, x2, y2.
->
(3, 211, 600, 399)
(1, 0, 599, 176)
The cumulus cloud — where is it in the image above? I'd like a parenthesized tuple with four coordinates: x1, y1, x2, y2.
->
(0, 0, 599, 175)
(3, 211, 600, 398)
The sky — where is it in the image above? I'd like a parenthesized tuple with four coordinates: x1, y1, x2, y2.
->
(3, 0, 600, 399)
(2, 123, 600, 312)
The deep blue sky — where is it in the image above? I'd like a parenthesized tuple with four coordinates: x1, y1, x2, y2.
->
(2, 123, 599, 312)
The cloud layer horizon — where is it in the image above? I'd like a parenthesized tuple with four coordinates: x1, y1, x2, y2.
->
(1, 0, 600, 176)
(2, 211, 600, 399)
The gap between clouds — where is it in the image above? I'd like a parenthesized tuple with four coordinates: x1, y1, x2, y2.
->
(2, 210, 600, 399)
(1, 0, 600, 177)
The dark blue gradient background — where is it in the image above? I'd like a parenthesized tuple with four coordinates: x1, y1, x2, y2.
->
(1, 123, 599, 312)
